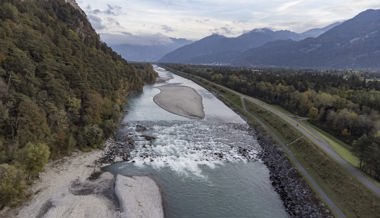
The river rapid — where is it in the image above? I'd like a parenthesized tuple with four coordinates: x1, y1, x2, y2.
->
(105, 66, 288, 218)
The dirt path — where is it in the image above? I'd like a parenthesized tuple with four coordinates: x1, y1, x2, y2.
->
(239, 97, 346, 218)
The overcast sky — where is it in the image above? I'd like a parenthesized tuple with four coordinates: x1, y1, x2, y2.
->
(77, 0, 380, 43)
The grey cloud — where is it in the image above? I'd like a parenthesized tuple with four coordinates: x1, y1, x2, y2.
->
(212, 26, 234, 35)
(85, 4, 122, 16)
(105, 4, 122, 15)
(161, 25, 174, 33)
(106, 17, 121, 26)
(92, 9, 101, 14)
(87, 14, 106, 30)
(195, 19, 210, 24)
(86, 14, 121, 31)
(220, 27, 233, 35)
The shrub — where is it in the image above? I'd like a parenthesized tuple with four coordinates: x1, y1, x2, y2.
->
(83, 125, 104, 148)
(0, 164, 26, 208)
(16, 142, 50, 179)
(0, 3, 18, 21)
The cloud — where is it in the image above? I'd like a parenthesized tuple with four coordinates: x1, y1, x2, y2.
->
(104, 4, 122, 15)
(212, 26, 234, 35)
(87, 14, 105, 30)
(276, 0, 304, 13)
(161, 25, 174, 33)
(77, 0, 380, 40)
(84, 4, 123, 31)
(86, 4, 122, 16)
(86, 14, 121, 31)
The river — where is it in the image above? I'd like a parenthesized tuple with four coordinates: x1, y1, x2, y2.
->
(105, 66, 288, 218)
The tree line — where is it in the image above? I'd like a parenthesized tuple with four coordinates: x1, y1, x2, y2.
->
(166, 64, 380, 180)
(0, 0, 157, 208)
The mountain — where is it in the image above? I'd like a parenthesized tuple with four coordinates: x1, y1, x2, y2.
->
(0, 0, 156, 207)
(110, 38, 192, 62)
(160, 29, 303, 64)
(235, 9, 380, 69)
(300, 22, 342, 38)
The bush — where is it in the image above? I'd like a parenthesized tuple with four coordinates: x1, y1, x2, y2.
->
(16, 142, 50, 178)
(100, 119, 116, 138)
(0, 164, 26, 208)
(16, 99, 51, 146)
(83, 125, 104, 148)
(0, 3, 18, 21)
(76, 125, 104, 150)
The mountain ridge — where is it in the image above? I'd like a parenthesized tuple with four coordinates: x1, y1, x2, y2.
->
(160, 28, 305, 64)
(235, 9, 380, 69)
(300, 22, 342, 38)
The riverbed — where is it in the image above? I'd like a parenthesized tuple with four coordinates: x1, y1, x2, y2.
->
(105, 66, 288, 218)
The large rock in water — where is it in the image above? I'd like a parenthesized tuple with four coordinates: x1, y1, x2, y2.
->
(115, 175, 164, 218)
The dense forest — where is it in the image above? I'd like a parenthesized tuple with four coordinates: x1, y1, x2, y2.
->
(166, 64, 380, 180)
(0, 0, 156, 207)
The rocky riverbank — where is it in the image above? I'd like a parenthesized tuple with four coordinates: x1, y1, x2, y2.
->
(2, 138, 164, 218)
(255, 131, 333, 218)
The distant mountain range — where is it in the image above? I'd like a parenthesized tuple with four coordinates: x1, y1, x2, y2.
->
(109, 38, 191, 62)
(235, 9, 380, 69)
(111, 25, 326, 63)
(160, 9, 380, 70)
(159, 28, 305, 64)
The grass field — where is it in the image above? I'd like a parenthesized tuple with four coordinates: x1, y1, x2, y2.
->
(260, 100, 360, 168)
(305, 123, 360, 167)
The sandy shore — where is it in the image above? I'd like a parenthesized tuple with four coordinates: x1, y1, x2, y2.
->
(116, 175, 164, 218)
(2, 141, 165, 218)
(1, 150, 115, 218)
(153, 85, 205, 119)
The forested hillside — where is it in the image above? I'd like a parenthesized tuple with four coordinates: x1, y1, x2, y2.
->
(0, 0, 156, 207)
(167, 64, 380, 180)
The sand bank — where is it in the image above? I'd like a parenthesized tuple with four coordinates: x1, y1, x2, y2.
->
(153, 85, 205, 119)
(3, 150, 116, 218)
(116, 175, 164, 218)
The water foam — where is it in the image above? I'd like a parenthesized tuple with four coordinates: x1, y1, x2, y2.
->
(118, 121, 260, 178)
